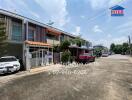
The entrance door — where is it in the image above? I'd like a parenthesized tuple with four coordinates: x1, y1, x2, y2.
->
(30, 49, 47, 68)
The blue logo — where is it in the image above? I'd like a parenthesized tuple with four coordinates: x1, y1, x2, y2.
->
(110, 5, 125, 16)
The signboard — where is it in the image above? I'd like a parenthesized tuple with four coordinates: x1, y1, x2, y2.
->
(110, 5, 125, 16)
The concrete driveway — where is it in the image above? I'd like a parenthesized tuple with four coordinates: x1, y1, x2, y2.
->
(0, 55, 132, 100)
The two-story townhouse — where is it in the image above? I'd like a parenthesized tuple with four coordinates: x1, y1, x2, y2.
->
(0, 9, 92, 70)
(46, 27, 61, 46)
(0, 11, 25, 69)
(60, 32, 76, 42)
(24, 21, 52, 70)
(60, 32, 92, 59)
(0, 9, 53, 70)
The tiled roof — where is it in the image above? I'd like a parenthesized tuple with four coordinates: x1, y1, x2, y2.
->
(25, 40, 51, 47)
(47, 28, 61, 35)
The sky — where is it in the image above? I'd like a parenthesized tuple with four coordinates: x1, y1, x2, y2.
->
(0, 0, 132, 47)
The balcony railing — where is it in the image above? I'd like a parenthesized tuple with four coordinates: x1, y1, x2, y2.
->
(47, 38, 60, 45)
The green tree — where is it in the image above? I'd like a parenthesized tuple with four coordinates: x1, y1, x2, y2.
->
(71, 36, 85, 47)
(130, 44, 132, 55)
(93, 45, 105, 57)
(61, 50, 71, 64)
(60, 40, 71, 51)
(122, 43, 129, 54)
(94, 48, 102, 57)
(110, 43, 115, 52)
(110, 43, 130, 54)
(0, 15, 7, 56)
(53, 45, 60, 53)
(114, 45, 122, 54)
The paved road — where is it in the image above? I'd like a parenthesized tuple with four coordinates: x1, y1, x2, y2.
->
(0, 55, 132, 100)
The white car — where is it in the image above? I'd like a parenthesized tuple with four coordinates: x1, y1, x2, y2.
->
(0, 56, 20, 74)
(102, 53, 109, 57)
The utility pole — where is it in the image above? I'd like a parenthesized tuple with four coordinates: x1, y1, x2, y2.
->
(128, 35, 131, 55)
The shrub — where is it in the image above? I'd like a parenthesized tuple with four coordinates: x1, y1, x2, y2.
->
(61, 51, 71, 64)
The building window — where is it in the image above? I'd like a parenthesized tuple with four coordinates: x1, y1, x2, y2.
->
(60, 35, 64, 42)
(12, 22, 22, 41)
(28, 28, 35, 41)
(47, 34, 59, 41)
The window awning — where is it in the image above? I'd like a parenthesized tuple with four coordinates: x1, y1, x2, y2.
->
(25, 40, 51, 47)
(47, 28, 61, 35)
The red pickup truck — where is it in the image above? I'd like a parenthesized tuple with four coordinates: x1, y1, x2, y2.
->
(77, 53, 95, 64)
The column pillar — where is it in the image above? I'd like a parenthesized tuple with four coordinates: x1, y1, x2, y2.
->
(25, 45, 31, 70)
(22, 20, 25, 70)
(41, 49, 44, 66)
(36, 51, 37, 66)
(51, 47, 53, 64)
(26, 21, 28, 40)
(59, 35, 61, 43)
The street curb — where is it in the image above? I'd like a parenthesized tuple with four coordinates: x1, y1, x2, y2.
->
(0, 64, 62, 87)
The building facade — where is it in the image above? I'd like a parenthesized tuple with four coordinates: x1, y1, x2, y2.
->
(0, 9, 91, 70)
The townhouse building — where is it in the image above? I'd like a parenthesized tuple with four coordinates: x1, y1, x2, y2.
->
(0, 9, 91, 70)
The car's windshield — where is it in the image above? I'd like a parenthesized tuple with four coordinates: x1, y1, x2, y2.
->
(0, 58, 17, 62)
(102, 52, 108, 54)
(81, 53, 92, 56)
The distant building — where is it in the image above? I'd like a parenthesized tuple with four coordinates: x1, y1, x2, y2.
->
(93, 45, 105, 49)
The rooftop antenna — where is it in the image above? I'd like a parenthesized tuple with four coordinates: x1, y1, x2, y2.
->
(47, 20, 54, 26)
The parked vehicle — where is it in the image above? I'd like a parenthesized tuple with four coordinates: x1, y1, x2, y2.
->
(0, 56, 20, 74)
(102, 53, 109, 57)
(77, 53, 95, 64)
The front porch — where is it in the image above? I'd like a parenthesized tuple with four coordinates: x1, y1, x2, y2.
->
(24, 41, 53, 70)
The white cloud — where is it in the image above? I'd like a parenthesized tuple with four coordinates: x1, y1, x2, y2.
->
(72, 26, 81, 35)
(80, 15, 85, 19)
(76, 26, 81, 34)
(30, 11, 40, 19)
(0, 0, 69, 28)
(116, 17, 132, 34)
(117, 21, 132, 30)
(0, 0, 40, 19)
(109, 0, 124, 7)
(88, 0, 108, 10)
(88, 0, 125, 10)
(92, 25, 103, 33)
(107, 34, 112, 38)
(118, 27, 132, 34)
(93, 36, 127, 47)
(112, 36, 127, 44)
(34, 0, 69, 27)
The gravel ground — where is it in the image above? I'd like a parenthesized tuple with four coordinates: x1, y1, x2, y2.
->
(0, 55, 132, 100)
